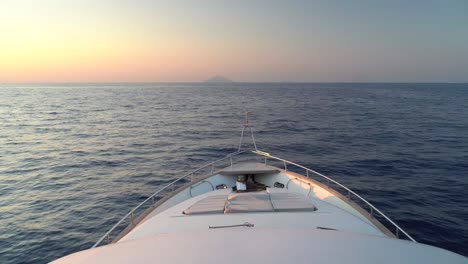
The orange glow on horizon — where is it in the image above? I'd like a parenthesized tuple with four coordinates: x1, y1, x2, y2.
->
(2, 1, 466, 82)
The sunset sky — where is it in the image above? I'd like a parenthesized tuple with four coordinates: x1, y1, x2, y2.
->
(1, 0, 467, 83)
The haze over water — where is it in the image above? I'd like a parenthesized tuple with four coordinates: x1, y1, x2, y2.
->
(0, 83, 467, 263)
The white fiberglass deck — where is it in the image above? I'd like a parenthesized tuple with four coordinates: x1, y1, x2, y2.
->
(52, 229, 466, 264)
(119, 187, 385, 242)
(52, 160, 467, 263)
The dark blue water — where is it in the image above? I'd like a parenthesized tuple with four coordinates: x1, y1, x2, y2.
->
(0, 83, 467, 263)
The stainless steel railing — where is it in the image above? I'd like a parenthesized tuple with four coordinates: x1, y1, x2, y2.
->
(252, 150, 417, 242)
(92, 147, 416, 248)
(91, 150, 245, 248)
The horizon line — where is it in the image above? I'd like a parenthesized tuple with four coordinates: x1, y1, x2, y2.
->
(1, 81, 468, 85)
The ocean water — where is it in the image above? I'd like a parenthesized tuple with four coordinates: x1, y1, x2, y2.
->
(0, 83, 467, 263)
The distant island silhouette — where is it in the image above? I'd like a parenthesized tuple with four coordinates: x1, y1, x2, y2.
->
(204, 75, 234, 83)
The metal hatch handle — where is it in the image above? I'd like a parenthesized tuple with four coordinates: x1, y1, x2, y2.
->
(209, 222, 254, 229)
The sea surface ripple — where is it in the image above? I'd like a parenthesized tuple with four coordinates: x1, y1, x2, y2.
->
(0, 83, 467, 263)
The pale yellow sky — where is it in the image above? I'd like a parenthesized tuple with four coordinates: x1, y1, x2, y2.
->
(1, 0, 467, 82)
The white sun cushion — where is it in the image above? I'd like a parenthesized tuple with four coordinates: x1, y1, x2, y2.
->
(184, 188, 316, 215)
(268, 189, 316, 212)
(224, 191, 273, 213)
(183, 195, 228, 215)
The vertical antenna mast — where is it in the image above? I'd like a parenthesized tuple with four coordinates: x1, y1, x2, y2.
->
(245, 112, 249, 127)
(238, 112, 257, 151)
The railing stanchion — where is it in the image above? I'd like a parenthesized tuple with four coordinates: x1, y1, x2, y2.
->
(327, 179, 330, 188)
(347, 190, 351, 200)
(151, 196, 155, 204)
(230, 157, 233, 168)
(264, 156, 267, 165)
(106, 234, 111, 244)
(370, 207, 374, 217)
(306, 170, 309, 178)
(396, 227, 399, 238)
(283, 161, 287, 171)
(130, 213, 134, 225)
